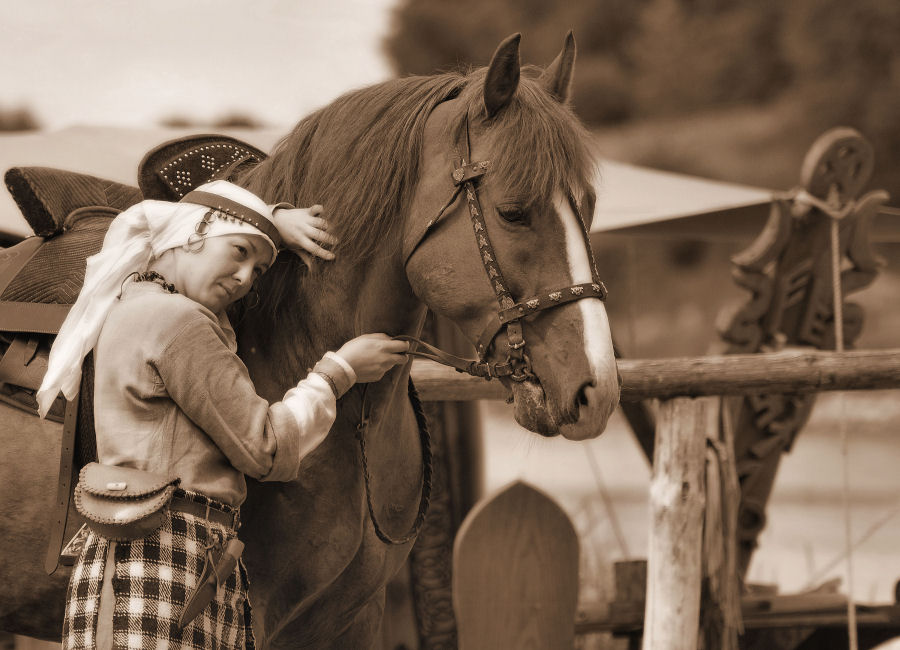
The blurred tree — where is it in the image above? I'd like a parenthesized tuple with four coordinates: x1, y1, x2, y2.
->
(385, 0, 899, 196)
(383, 0, 649, 123)
(159, 114, 196, 128)
(629, 0, 789, 116)
(158, 112, 264, 129)
(0, 106, 40, 131)
(779, 0, 900, 195)
(212, 112, 264, 129)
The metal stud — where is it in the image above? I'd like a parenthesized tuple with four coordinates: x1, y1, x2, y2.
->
(549, 291, 562, 301)
(526, 299, 539, 309)
(571, 286, 584, 296)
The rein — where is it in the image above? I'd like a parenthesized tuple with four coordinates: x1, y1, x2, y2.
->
(356, 378, 432, 545)
(401, 115, 608, 382)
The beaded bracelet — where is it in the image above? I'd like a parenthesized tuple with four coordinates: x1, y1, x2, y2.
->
(313, 371, 339, 398)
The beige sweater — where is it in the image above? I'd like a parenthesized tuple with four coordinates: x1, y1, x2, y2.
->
(93, 281, 349, 506)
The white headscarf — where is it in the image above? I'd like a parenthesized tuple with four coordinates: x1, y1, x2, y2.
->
(36, 180, 279, 417)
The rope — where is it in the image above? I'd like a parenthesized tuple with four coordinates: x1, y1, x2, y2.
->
(803, 498, 900, 590)
(583, 445, 630, 558)
(829, 211, 858, 650)
(794, 189, 857, 221)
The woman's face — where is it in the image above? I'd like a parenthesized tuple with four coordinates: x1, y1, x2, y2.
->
(174, 233, 272, 312)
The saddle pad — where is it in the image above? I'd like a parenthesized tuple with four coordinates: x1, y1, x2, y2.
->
(0, 210, 112, 306)
(5, 167, 141, 237)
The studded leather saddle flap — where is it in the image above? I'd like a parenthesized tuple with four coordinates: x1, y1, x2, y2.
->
(138, 133, 268, 202)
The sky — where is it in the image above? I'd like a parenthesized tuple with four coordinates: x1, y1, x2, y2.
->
(0, 0, 397, 130)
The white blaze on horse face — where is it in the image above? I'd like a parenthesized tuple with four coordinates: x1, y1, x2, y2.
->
(554, 193, 614, 382)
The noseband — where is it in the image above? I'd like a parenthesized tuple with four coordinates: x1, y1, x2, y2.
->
(401, 116, 608, 382)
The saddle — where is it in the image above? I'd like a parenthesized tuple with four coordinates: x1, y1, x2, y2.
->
(0, 135, 269, 417)
(0, 133, 269, 574)
(0, 167, 142, 421)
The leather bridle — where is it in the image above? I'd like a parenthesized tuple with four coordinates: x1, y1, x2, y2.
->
(399, 115, 608, 383)
(358, 114, 609, 546)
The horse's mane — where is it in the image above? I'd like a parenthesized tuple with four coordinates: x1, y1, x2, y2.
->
(451, 65, 596, 216)
(238, 64, 596, 352)
(244, 73, 471, 263)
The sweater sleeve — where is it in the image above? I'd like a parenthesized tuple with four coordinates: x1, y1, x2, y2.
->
(154, 314, 337, 483)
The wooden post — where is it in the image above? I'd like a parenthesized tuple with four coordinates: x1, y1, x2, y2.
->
(643, 397, 709, 650)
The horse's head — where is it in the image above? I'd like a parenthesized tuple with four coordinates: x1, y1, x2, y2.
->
(404, 33, 619, 440)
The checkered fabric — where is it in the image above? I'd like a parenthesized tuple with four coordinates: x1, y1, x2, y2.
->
(63, 491, 254, 650)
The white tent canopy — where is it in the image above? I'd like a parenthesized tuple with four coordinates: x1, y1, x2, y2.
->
(2, 127, 896, 243)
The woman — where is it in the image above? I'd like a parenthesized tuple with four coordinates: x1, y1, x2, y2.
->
(37, 180, 409, 649)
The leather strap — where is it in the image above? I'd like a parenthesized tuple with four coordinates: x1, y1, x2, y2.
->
(0, 335, 45, 390)
(475, 281, 609, 354)
(393, 335, 514, 379)
(169, 496, 240, 530)
(0, 302, 71, 334)
(45, 394, 80, 575)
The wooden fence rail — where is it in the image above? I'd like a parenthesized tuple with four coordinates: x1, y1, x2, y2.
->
(410, 348, 900, 401)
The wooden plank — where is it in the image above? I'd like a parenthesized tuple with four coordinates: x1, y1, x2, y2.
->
(575, 604, 900, 634)
(643, 397, 709, 650)
(453, 481, 579, 650)
(410, 348, 900, 401)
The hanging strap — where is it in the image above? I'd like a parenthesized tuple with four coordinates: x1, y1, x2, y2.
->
(44, 394, 80, 575)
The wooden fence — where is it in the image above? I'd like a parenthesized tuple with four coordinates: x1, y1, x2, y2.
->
(418, 348, 900, 649)
(410, 348, 900, 401)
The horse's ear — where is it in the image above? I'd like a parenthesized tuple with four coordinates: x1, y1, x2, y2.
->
(539, 31, 576, 103)
(483, 33, 521, 119)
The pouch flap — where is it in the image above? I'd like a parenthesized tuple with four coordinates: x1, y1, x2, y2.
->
(79, 462, 179, 498)
(75, 484, 177, 526)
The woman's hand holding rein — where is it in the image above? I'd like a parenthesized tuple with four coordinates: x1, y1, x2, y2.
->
(337, 334, 410, 384)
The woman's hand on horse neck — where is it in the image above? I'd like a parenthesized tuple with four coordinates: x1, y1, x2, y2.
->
(272, 204, 338, 267)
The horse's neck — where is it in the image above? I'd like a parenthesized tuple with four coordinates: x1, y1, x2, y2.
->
(302, 258, 425, 441)
(310, 253, 421, 343)
(243, 253, 423, 401)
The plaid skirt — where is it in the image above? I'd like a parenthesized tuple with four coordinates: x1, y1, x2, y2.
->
(63, 490, 254, 650)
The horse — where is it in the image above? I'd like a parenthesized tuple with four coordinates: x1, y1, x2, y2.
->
(0, 32, 619, 647)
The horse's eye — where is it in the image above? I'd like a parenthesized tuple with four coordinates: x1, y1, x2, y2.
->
(497, 208, 530, 226)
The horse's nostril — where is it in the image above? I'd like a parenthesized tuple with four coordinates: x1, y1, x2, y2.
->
(576, 381, 594, 408)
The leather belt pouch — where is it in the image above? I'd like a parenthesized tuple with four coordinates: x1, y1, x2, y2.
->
(74, 462, 180, 541)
